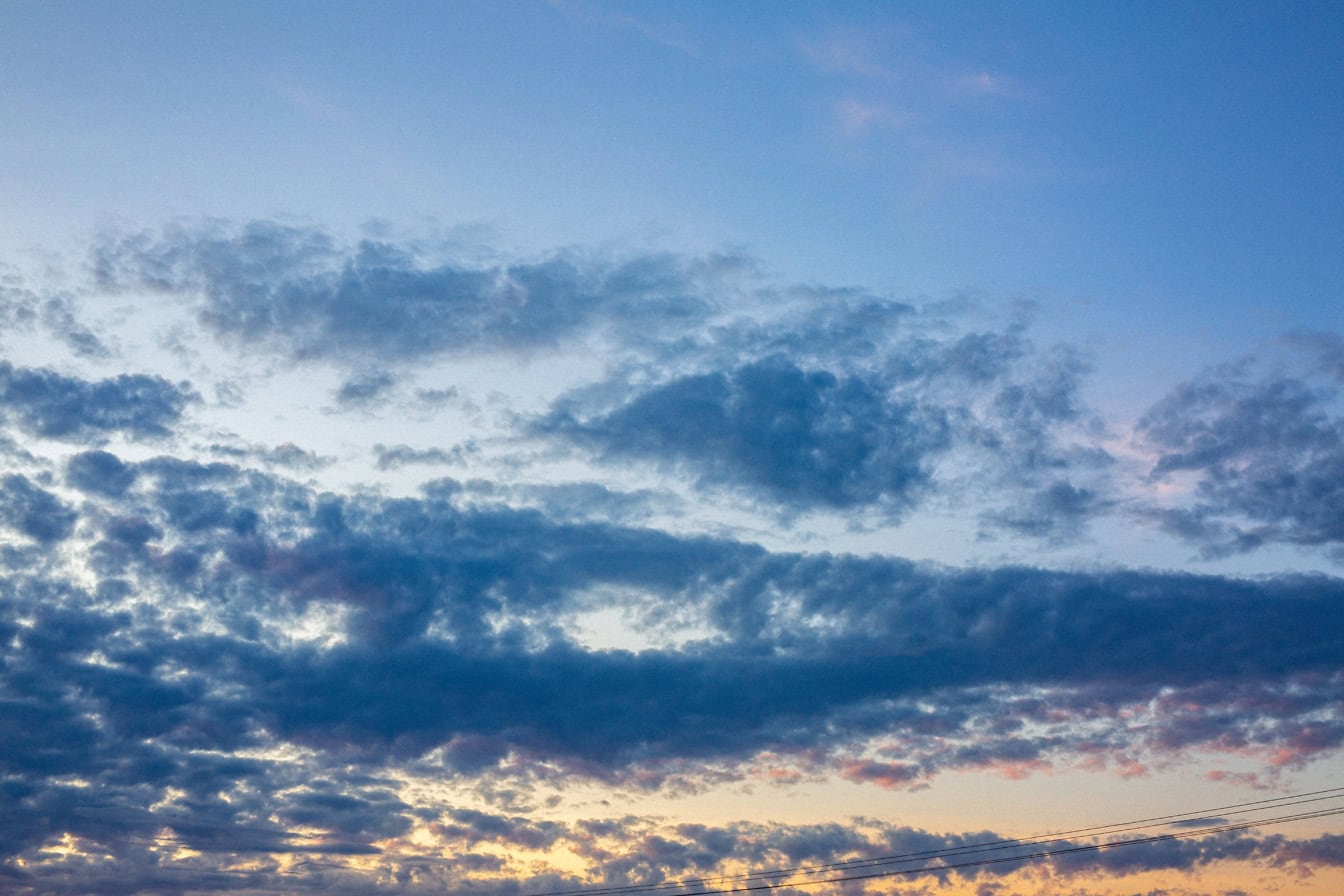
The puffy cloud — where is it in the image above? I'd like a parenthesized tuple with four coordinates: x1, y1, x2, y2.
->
(10, 460, 1338, 789)
(0, 474, 77, 543)
(542, 356, 951, 515)
(542, 333, 1107, 526)
(0, 362, 194, 442)
(91, 221, 721, 364)
(2, 220, 1341, 894)
(0, 442, 1340, 893)
(1140, 359, 1344, 555)
(88, 219, 1119, 538)
(66, 450, 138, 497)
(335, 370, 397, 407)
(985, 478, 1107, 541)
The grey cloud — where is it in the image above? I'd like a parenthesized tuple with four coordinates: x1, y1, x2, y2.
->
(1286, 329, 1344, 382)
(92, 221, 720, 365)
(415, 386, 459, 406)
(41, 294, 110, 359)
(0, 474, 77, 543)
(3, 457, 1331, 847)
(541, 356, 951, 516)
(374, 444, 468, 470)
(57, 465, 1340, 782)
(541, 307, 1110, 532)
(4, 218, 1342, 894)
(0, 361, 195, 442)
(985, 478, 1107, 541)
(335, 370, 397, 407)
(89, 220, 1118, 539)
(0, 278, 41, 335)
(0, 280, 109, 365)
(208, 441, 332, 471)
(1140, 361, 1344, 554)
(1, 524, 1342, 895)
(274, 783, 413, 840)
(66, 450, 139, 497)
(977, 343, 1099, 474)
(442, 478, 676, 524)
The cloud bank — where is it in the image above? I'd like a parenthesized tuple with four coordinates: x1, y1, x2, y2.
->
(0, 219, 1339, 894)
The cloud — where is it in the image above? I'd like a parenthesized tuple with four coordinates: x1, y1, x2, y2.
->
(541, 356, 951, 516)
(0, 433, 1340, 893)
(373, 444, 470, 470)
(91, 221, 721, 365)
(40, 294, 111, 360)
(66, 449, 139, 497)
(335, 370, 397, 407)
(4, 219, 1343, 893)
(834, 97, 907, 139)
(16, 458, 1339, 784)
(0, 276, 41, 336)
(83, 218, 1123, 539)
(0, 361, 194, 442)
(985, 478, 1107, 541)
(541, 319, 1107, 529)
(1287, 329, 1344, 382)
(208, 441, 332, 471)
(1140, 358, 1344, 555)
(0, 474, 77, 544)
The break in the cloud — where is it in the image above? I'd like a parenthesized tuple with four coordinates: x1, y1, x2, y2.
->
(0, 219, 1340, 895)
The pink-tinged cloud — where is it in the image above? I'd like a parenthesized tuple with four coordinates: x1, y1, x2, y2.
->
(839, 759, 923, 789)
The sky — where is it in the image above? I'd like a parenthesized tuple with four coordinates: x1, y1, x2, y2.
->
(1, 2, 1343, 894)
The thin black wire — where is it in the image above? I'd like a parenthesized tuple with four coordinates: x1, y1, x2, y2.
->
(755, 807, 1344, 894)
(590, 808, 1344, 896)
(527, 787, 1344, 896)
(533, 787, 1344, 896)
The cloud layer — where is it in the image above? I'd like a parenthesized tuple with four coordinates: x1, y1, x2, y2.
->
(0, 219, 1340, 894)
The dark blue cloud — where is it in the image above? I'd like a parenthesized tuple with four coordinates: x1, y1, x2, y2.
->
(1, 456, 1342, 891)
(1140, 360, 1344, 555)
(2, 219, 1340, 894)
(30, 463, 1337, 782)
(542, 356, 951, 515)
(536, 308, 1109, 530)
(0, 362, 194, 441)
(66, 450, 139, 497)
(0, 474, 77, 543)
(985, 478, 1107, 541)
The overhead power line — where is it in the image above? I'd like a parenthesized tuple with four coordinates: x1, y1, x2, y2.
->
(528, 786, 1344, 896)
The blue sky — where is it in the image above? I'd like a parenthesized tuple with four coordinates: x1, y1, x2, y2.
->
(1, 3, 1343, 895)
